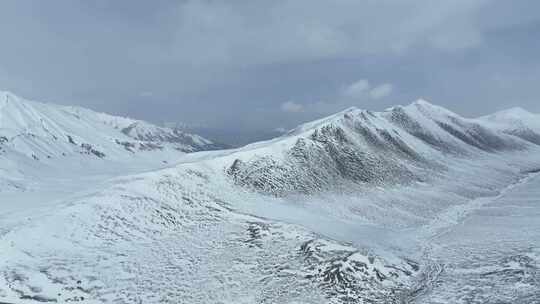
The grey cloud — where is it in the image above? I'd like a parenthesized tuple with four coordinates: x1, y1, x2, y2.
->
(165, 0, 493, 66)
(0, 0, 539, 144)
(369, 84, 394, 100)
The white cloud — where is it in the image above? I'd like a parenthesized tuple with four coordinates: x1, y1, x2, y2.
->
(139, 91, 154, 97)
(369, 83, 394, 99)
(341, 79, 370, 99)
(280, 101, 304, 113)
(341, 79, 393, 100)
(288, 79, 393, 116)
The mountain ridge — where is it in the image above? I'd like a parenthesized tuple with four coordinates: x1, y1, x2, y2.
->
(221, 99, 538, 196)
(0, 90, 222, 161)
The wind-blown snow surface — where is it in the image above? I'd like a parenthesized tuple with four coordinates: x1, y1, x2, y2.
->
(1, 97, 540, 303)
(415, 172, 540, 303)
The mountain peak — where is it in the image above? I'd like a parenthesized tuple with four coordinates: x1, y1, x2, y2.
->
(0, 89, 221, 159)
(403, 98, 460, 119)
(342, 106, 361, 112)
(0, 90, 22, 107)
(409, 98, 446, 111)
(479, 106, 539, 132)
(412, 98, 433, 106)
(494, 107, 534, 117)
(287, 106, 371, 136)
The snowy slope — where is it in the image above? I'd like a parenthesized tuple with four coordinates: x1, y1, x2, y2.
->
(0, 91, 223, 193)
(222, 99, 531, 196)
(1, 98, 540, 303)
(0, 90, 220, 160)
(478, 107, 540, 145)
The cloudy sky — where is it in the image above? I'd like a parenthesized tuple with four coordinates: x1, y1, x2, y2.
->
(1, 0, 539, 142)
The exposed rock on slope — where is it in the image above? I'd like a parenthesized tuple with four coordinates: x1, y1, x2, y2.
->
(227, 100, 532, 196)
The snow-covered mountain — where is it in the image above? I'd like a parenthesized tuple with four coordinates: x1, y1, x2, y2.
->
(0, 91, 224, 193)
(224, 99, 533, 196)
(1, 97, 540, 303)
(0, 91, 221, 161)
(478, 107, 540, 145)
